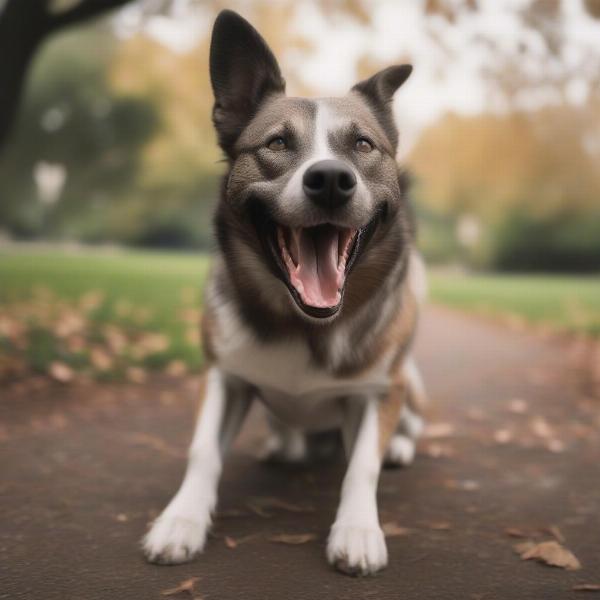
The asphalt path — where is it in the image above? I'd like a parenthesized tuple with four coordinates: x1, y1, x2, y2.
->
(1, 307, 599, 599)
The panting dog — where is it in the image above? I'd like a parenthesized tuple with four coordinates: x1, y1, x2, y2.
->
(143, 9, 427, 576)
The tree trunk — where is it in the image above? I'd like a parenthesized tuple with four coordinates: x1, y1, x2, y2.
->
(0, 0, 134, 151)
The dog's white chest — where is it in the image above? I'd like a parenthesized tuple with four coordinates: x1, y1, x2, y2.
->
(212, 304, 392, 428)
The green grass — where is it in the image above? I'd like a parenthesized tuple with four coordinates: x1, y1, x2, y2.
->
(429, 272, 600, 337)
(0, 249, 211, 379)
(1, 249, 599, 382)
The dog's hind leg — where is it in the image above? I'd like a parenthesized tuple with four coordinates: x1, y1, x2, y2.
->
(142, 367, 252, 564)
(260, 413, 307, 464)
(384, 356, 427, 468)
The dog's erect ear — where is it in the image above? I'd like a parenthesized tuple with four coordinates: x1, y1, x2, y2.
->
(210, 10, 286, 156)
(352, 65, 412, 107)
(351, 65, 412, 150)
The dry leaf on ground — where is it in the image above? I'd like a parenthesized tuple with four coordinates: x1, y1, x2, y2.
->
(543, 524, 565, 543)
(531, 417, 553, 439)
(217, 508, 247, 518)
(268, 533, 318, 545)
(573, 584, 600, 592)
(90, 347, 113, 371)
(224, 533, 259, 548)
(166, 360, 187, 376)
(423, 442, 454, 458)
(505, 527, 530, 538)
(382, 522, 411, 537)
(126, 366, 147, 384)
(49, 361, 74, 383)
(494, 429, 513, 444)
(126, 432, 185, 458)
(245, 502, 272, 518)
(248, 496, 315, 513)
(162, 576, 200, 596)
(515, 540, 581, 571)
(508, 398, 528, 414)
(424, 422, 455, 438)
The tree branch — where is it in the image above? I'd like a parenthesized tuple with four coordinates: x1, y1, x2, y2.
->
(48, 0, 134, 32)
(0, 0, 135, 150)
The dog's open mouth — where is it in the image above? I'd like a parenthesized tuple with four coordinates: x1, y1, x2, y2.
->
(276, 225, 357, 313)
(249, 203, 381, 319)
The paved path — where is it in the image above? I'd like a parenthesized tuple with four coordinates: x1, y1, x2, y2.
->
(1, 307, 599, 599)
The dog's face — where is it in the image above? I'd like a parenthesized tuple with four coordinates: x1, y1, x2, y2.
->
(211, 10, 413, 324)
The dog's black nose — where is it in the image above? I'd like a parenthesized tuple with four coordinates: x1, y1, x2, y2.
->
(303, 159, 357, 209)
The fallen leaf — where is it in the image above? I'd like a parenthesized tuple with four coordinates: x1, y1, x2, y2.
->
(162, 576, 200, 596)
(423, 442, 454, 458)
(382, 522, 411, 537)
(223, 533, 259, 548)
(90, 347, 113, 371)
(543, 525, 565, 543)
(547, 439, 566, 453)
(217, 508, 247, 518)
(573, 584, 600, 592)
(460, 479, 480, 491)
(531, 417, 553, 439)
(505, 527, 529, 539)
(268, 533, 318, 545)
(126, 366, 147, 384)
(248, 497, 314, 514)
(424, 422, 455, 439)
(54, 311, 85, 338)
(166, 360, 187, 377)
(514, 541, 536, 554)
(79, 290, 105, 312)
(245, 502, 272, 518)
(517, 540, 581, 571)
(508, 398, 528, 414)
(126, 432, 185, 458)
(48, 361, 74, 383)
(494, 429, 513, 444)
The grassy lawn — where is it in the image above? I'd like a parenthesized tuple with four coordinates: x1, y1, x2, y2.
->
(0, 249, 210, 381)
(1, 248, 599, 382)
(429, 272, 600, 337)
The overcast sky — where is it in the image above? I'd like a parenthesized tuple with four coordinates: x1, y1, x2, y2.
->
(117, 0, 600, 154)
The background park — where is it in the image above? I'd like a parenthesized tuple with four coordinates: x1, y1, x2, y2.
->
(1, 1, 599, 599)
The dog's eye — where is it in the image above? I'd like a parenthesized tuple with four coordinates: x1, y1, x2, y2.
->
(267, 136, 286, 151)
(355, 137, 374, 153)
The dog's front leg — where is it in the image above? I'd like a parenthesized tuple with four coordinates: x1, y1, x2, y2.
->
(143, 367, 252, 564)
(327, 385, 405, 576)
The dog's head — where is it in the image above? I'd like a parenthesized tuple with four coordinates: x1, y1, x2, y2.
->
(211, 10, 413, 325)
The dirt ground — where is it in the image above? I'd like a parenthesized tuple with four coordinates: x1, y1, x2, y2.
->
(1, 307, 599, 600)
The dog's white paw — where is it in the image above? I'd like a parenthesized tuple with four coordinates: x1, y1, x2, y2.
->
(259, 432, 307, 464)
(327, 522, 388, 576)
(384, 434, 416, 467)
(142, 513, 209, 564)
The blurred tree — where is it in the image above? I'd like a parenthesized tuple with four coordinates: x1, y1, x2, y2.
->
(0, 0, 136, 150)
(408, 100, 600, 270)
(0, 24, 159, 240)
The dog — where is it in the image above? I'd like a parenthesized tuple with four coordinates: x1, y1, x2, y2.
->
(143, 9, 427, 576)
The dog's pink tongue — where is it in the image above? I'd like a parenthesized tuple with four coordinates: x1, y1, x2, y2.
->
(292, 227, 341, 308)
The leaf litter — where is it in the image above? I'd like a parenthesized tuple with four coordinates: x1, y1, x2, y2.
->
(382, 522, 411, 537)
(246, 496, 315, 517)
(573, 584, 600, 592)
(514, 540, 581, 571)
(268, 533, 318, 544)
(162, 576, 201, 597)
